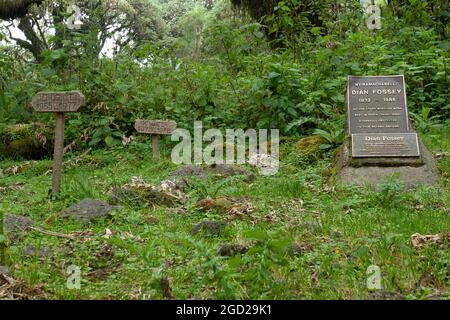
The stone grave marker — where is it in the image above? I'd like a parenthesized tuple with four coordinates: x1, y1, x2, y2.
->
(32, 91, 85, 194)
(134, 120, 177, 160)
(334, 75, 439, 188)
(347, 75, 420, 158)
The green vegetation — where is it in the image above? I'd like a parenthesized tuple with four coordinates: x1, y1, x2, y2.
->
(0, 131, 448, 299)
(0, 0, 449, 300)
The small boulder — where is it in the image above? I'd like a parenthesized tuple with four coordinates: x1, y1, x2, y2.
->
(109, 176, 182, 207)
(218, 244, 248, 256)
(192, 220, 226, 236)
(4, 214, 34, 233)
(170, 165, 208, 180)
(60, 199, 116, 221)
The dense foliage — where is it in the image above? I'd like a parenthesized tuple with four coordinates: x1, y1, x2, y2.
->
(0, 0, 448, 152)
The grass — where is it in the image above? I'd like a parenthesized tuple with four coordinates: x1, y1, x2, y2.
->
(0, 129, 449, 300)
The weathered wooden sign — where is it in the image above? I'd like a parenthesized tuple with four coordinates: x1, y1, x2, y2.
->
(32, 91, 85, 113)
(32, 91, 85, 194)
(347, 75, 420, 158)
(134, 120, 177, 160)
(134, 120, 177, 135)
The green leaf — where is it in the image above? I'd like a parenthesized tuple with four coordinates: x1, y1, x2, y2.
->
(244, 229, 267, 241)
(105, 136, 117, 147)
(319, 144, 332, 150)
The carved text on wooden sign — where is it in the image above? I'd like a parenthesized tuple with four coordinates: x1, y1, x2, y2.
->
(32, 91, 85, 113)
(134, 120, 177, 135)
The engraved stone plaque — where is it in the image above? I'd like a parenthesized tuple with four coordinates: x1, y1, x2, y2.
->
(352, 133, 420, 158)
(32, 91, 85, 113)
(134, 120, 177, 135)
(347, 75, 409, 134)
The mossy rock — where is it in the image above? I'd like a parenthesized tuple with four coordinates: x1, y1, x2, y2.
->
(294, 136, 327, 160)
(0, 123, 53, 159)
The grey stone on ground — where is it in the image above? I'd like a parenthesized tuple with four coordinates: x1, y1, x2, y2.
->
(0, 265, 10, 276)
(334, 138, 439, 190)
(4, 214, 34, 232)
(192, 220, 226, 236)
(218, 244, 248, 256)
(60, 199, 116, 221)
(170, 165, 208, 180)
(367, 291, 405, 300)
(24, 245, 53, 259)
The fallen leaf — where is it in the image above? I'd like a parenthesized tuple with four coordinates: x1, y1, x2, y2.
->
(411, 233, 450, 249)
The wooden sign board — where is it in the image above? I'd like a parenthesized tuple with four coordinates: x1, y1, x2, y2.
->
(32, 91, 85, 113)
(31, 91, 85, 195)
(134, 119, 177, 161)
(134, 120, 177, 135)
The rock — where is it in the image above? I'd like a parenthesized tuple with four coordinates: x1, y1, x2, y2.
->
(60, 199, 116, 221)
(295, 136, 327, 160)
(218, 244, 248, 256)
(4, 214, 34, 233)
(109, 177, 182, 207)
(160, 179, 187, 193)
(0, 123, 53, 159)
(24, 245, 53, 259)
(170, 165, 208, 180)
(0, 265, 10, 276)
(192, 220, 226, 236)
(334, 138, 439, 189)
(367, 291, 405, 300)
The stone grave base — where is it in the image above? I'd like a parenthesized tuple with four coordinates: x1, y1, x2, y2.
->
(333, 137, 439, 189)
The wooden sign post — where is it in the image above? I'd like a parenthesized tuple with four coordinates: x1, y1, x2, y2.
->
(134, 120, 177, 160)
(32, 91, 85, 194)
